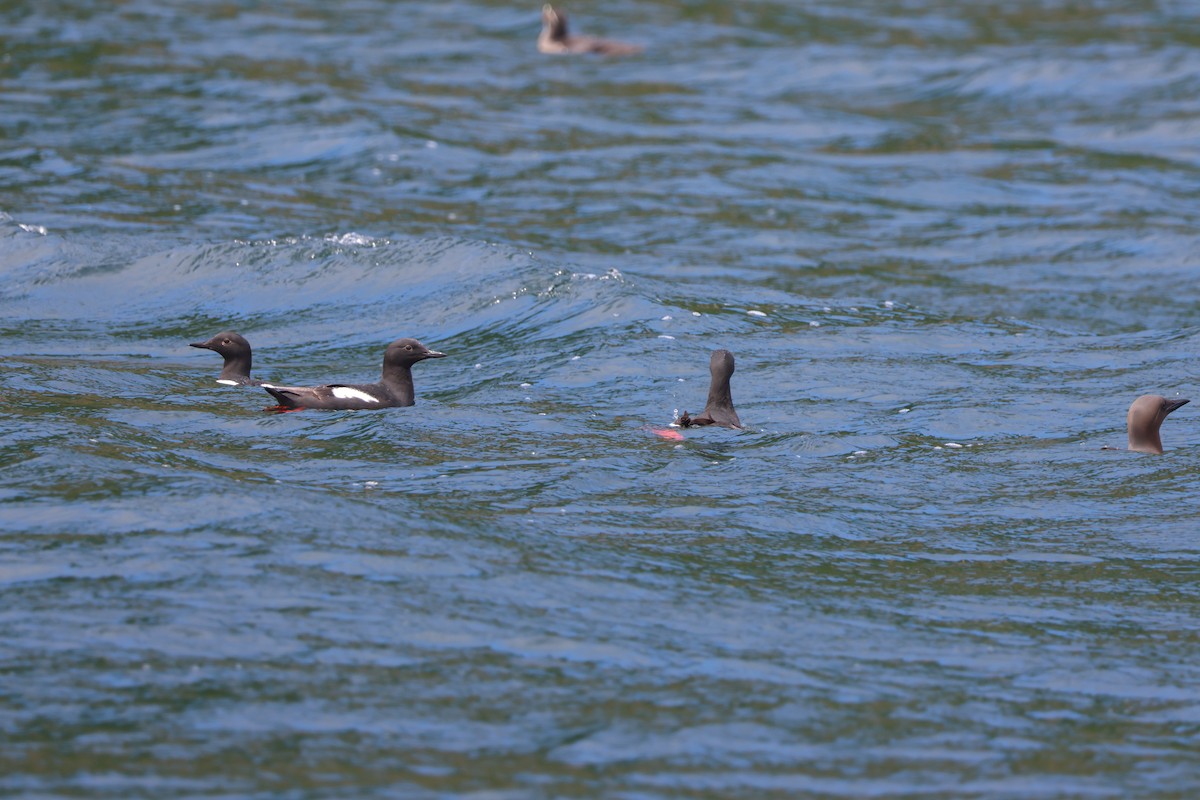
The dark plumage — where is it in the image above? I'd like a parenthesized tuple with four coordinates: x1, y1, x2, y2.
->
(191, 331, 259, 386)
(676, 349, 743, 429)
(538, 4, 643, 56)
(261, 338, 446, 411)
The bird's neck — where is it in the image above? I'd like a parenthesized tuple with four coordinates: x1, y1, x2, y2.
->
(219, 355, 251, 381)
(383, 365, 416, 405)
(706, 378, 733, 414)
(1129, 428, 1163, 454)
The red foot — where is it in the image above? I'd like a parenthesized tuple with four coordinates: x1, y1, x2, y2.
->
(650, 427, 684, 441)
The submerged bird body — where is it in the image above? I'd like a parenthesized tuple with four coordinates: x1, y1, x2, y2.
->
(191, 331, 259, 386)
(262, 338, 445, 411)
(538, 4, 643, 55)
(676, 349, 742, 429)
(1126, 394, 1188, 454)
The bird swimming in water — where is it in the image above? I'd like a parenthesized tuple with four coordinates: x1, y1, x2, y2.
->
(191, 331, 260, 386)
(1124, 394, 1188, 454)
(676, 349, 742, 429)
(538, 4, 643, 56)
(261, 338, 446, 411)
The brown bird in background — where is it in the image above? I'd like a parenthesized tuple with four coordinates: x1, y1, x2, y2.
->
(538, 5, 644, 56)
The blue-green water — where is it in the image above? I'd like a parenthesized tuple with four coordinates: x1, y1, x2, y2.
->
(3, 1, 1200, 796)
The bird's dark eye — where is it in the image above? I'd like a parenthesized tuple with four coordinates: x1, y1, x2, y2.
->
(405, 345, 413, 350)
(222, 339, 231, 345)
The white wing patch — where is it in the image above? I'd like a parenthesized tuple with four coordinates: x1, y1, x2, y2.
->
(216, 379, 239, 386)
(331, 386, 381, 403)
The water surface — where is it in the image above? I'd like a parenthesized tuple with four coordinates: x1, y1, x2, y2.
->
(2, 1, 1200, 796)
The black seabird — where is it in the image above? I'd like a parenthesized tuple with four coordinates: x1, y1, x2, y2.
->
(1126, 394, 1188, 454)
(676, 349, 743, 429)
(262, 338, 446, 411)
(538, 4, 643, 56)
(191, 331, 259, 386)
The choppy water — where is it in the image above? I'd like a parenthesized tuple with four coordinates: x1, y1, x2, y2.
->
(3, 1, 1200, 796)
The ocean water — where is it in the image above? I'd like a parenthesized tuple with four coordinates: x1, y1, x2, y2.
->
(2, 1, 1199, 796)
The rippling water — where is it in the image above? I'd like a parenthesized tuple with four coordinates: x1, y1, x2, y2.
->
(3, 1, 1200, 796)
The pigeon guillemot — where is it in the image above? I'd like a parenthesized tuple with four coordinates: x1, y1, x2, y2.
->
(191, 331, 259, 386)
(261, 338, 446, 411)
(538, 4, 643, 56)
(676, 349, 743, 429)
(1125, 394, 1188, 454)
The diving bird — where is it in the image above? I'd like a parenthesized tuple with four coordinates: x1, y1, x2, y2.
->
(538, 4, 643, 56)
(261, 338, 446, 411)
(191, 331, 259, 386)
(1124, 394, 1188, 454)
(676, 349, 742, 429)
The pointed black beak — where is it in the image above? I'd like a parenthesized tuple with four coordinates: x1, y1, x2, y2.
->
(423, 349, 447, 359)
(1166, 398, 1190, 415)
(190, 341, 214, 350)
